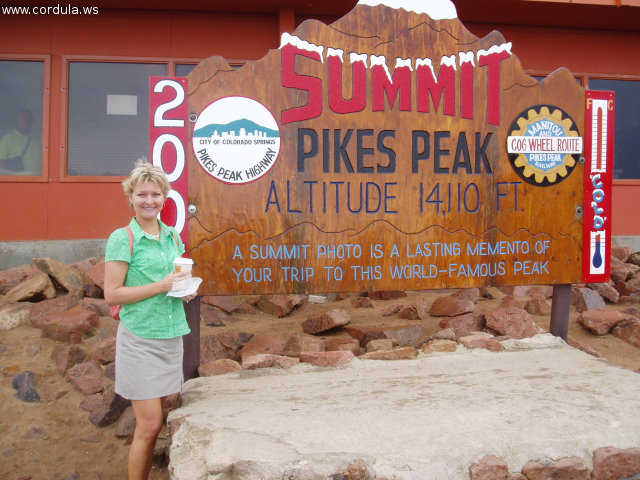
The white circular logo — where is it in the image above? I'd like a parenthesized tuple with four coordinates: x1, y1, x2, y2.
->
(192, 96, 281, 184)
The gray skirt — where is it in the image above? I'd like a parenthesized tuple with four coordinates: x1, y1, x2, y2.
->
(115, 322, 184, 401)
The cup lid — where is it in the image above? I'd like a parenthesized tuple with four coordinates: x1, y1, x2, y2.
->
(174, 257, 194, 264)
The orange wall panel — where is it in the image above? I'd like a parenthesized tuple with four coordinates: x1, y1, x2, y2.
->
(0, 184, 48, 240)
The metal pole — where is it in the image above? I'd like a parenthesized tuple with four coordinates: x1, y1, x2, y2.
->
(183, 296, 201, 381)
(550, 284, 571, 341)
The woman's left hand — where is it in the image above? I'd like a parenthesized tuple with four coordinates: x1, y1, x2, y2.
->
(182, 293, 197, 303)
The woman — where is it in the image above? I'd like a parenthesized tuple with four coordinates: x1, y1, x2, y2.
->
(104, 161, 194, 480)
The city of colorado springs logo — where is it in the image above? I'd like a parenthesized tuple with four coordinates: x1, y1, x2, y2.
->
(507, 105, 582, 187)
(192, 96, 281, 184)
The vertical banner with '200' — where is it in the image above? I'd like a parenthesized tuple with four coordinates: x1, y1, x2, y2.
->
(149, 77, 189, 251)
(583, 90, 615, 283)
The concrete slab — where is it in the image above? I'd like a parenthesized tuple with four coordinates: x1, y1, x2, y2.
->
(168, 334, 640, 480)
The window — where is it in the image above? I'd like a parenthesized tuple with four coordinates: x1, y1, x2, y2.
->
(589, 78, 640, 179)
(176, 64, 197, 76)
(0, 60, 44, 176)
(67, 61, 167, 176)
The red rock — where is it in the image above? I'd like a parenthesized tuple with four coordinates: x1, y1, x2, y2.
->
(202, 295, 239, 313)
(323, 336, 362, 356)
(282, 332, 324, 357)
(610, 261, 639, 285)
(592, 446, 640, 480)
(365, 339, 396, 352)
(0, 264, 40, 295)
(240, 335, 286, 361)
(67, 360, 104, 395)
(524, 295, 552, 316)
(89, 385, 130, 427)
(500, 295, 523, 309)
(300, 351, 354, 367)
(459, 333, 504, 352)
(422, 339, 457, 353)
(611, 245, 633, 262)
(612, 318, 640, 348)
(92, 336, 116, 364)
(485, 306, 539, 338)
(242, 354, 299, 370)
(383, 324, 426, 346)
(86, 260, 106, 290)
(572, 286, 607, 312)
(30, 295, 80, 328)
(200, 335, 237, 363)
(33, 257, 84, 296)
(215, 330, 254, 352)
(335, 458, 371, 480)
(351, 297, 375, 308)
(201, 303, 227, 326)
(439, 313, 485, 338)
(452, 288, 481, 303)
(256, 294, 308, 317)
(161, 393, 181, 419)
(302, 309, 350, 335)
(588, 282, 620, 303)
(198, 359, 242, 376)
(429, 296, 475, 317)
(416, 299, 430, 319)
(39, 305, 99, 343)
(359, 347, 418, 360)
(522, 457, 590, 480)
(576, 308, 627, 335)
(469, 454, 509, 480)
(397, 305, 419, 319)
(1, 271, 56, 304)
(52, 344, 89, 375)
(366, 291, 407, 300)
(431, 328, 457, 341)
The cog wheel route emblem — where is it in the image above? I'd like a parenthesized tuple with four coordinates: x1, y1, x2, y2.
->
(507, 105, 582, 187)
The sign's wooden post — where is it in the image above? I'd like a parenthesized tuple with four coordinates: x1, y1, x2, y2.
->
(151, 0, 615, 362)
(550, 284, 571, 340)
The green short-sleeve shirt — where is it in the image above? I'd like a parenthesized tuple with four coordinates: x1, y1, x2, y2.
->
(105, 217, 190, 339)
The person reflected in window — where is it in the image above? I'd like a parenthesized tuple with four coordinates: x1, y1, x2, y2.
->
(0, 108, 42, 175)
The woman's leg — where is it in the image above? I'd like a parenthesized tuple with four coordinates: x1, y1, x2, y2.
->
(129, 398, 163, 480)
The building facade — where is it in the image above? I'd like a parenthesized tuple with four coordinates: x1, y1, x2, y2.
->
(0, 0, 639, 268)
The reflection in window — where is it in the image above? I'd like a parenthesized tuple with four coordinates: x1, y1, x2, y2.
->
(0, 60, 44, 175)
(589, 78, 640, 179)
(67, 62, 167, 176)
(176, 64, 196, 77)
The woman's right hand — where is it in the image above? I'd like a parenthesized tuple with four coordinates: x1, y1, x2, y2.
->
(158, 271, 192, 293)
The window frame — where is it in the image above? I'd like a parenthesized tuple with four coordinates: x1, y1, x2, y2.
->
(59, 55, 246, 182)
(0, 54, 50, 183)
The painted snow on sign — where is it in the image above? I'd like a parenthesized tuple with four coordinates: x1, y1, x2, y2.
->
(357, 0, 457, 19)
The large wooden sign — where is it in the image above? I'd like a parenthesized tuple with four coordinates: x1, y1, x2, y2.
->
(160, 0, 613, 295)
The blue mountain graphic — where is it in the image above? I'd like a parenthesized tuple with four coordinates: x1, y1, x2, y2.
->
(194, 118, 279, 138)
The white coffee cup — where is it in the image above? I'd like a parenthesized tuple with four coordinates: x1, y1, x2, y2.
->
(173, 257, 194, 274)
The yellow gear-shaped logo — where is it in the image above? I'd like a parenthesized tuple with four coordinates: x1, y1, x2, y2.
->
(507, 105, 581, 187)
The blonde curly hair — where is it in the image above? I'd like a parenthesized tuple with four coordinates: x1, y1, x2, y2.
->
(122, 159, 171, 207)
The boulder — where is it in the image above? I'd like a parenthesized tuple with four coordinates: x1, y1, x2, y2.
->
(524, 295, 552, 316)
(422, 339, 458, 354)
(39, 305, 99, 343)
(1, 271, 56, 304)
(459, 333, 504, 352)
(256, 294, 308, 317)
(323, 336, 362, 356)
(52, 344, 89, 375)
(86, 260, 106, 290)
(521, 457, 590, 480)
(282, 332, 325, 357)
(0, 264, 40, 294)
(200, 335, 238, 363)
(359, 347, 418, 360)
(469, 454, 509, 480)
(366, 290, 407, 300)
(241, 354, 299, 370)
(240, 335, 286, 361)
(0, 303, 31, 331)
(30, 294, 81, 328)
(572, 287, 606, 312)
(592, 446, 640, 480)
(198, 359, 242, 377)
(484, 306, 539, 338)
(612, 318, 640, 348)
(576, 308, 627, 335)
(429, 296, 475, 317)
(82, 297, 110, 317)
(299, 351, 355, 368)
(302, 309, 350, 335)
(439, 312, 485, 338)
(587, 282, 620, 303)
(89, 385, 131, 427)
(33, 256, 84, 296)
(66, 360, 104, 395)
